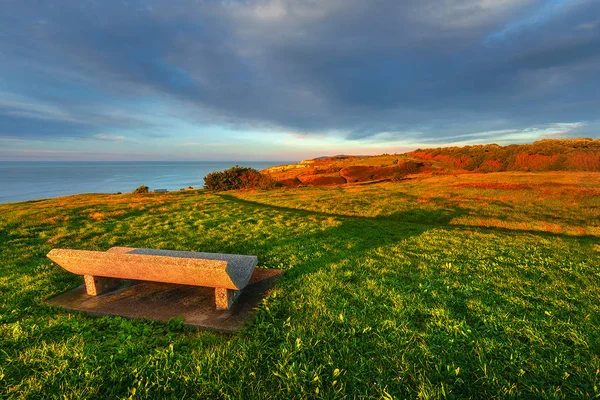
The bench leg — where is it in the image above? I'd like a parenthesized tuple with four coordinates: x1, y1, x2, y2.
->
(215, 288, 240, 310)
(84, 275, 121, 296)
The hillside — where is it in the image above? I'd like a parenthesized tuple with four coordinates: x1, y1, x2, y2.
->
(408, 138, 600, 172)
(264, 138, 600, 186)
(1, 171, 599, 398)
(263, 154, 432, 186)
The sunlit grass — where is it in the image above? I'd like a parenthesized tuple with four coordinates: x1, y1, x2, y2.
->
(1, 172, 599, 398)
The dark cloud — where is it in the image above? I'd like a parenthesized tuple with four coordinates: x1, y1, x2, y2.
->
(1, 0, 599, 143)
(0, 113, 91, 139)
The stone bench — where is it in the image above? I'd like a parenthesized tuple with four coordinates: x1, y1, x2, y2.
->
(47, 247, 258, 309)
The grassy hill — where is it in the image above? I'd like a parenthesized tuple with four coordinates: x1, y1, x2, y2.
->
(264, 138, 600, 187)
(1, 171, 599, 398)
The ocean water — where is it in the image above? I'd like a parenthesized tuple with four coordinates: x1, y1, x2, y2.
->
(0, 161, 292, 204)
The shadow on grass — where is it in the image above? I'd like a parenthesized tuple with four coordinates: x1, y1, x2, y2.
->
(450, 224, 600, 241)
(217, 194, 464, 281)
(216, 193, 598, 288)
(219, 193, 597, 243)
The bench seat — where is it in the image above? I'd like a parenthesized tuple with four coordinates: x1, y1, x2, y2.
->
(47, 247, 258, 309)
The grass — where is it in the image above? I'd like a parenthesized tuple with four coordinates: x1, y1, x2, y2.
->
(1, 171, 599, 398)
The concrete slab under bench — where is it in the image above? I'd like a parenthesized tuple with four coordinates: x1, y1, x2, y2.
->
(47, 268, 282, 332)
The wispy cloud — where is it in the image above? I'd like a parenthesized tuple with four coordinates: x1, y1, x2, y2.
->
(177, 142, 228, 147)
(424, 122, 589, 145)
(93, 133, 133, 143)
(577, 19, 600, 30)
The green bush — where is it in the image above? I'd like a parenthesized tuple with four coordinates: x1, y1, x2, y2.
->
(203, 166, 278, 191)
(132, 185, 149, 194)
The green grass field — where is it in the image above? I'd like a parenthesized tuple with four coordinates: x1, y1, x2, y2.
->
(1, 172, 599, 398)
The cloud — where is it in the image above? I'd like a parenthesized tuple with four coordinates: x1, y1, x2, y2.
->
(0, 0, 599, 147)
(177, 142, 227, 147)
(0, 92, 164, 140)
(93, 133, 132, 142)
(434, 122, 590, 144)
(577, 19, 600, 30)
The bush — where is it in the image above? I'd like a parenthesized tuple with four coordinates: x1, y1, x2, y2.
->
(402, 160, 423, 174)
(132, 185, 149, 194)
(391, 161, 424, 182)
(510, 153, 560, 171)
(203, 166, 278, 191)
(566, 151, 600, 171)
(407, 139, 600, 173)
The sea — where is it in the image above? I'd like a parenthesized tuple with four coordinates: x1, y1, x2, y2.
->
(0, 161, 293, 204)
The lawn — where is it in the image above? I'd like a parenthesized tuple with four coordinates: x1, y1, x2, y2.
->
(1, 172, 599, 398)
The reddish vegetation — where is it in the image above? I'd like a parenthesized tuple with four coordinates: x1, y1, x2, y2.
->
(264, 156, 427, 187)
(278, 178, 303, 187)
(263, 139, 600, 188)
(411, 151, 428, 159)
(374, 165, 407, 180)
(340, 166, 377, 182)
(311, 167, 342, 175)
(576, 188, 600, 197)
(339, 165, 415, 182)
(433, 154, 472, 169)
(454, 182, 530, 190)
(510, 153, 559, 171)
(411, 152, 471, 169)
(408, 138, 600, 172)
(480, 159, 504, 172)
(297, 175, 347, 186)
(566, 152, 600, 171)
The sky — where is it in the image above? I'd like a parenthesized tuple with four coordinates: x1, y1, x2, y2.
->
(1, 0, 599, 161)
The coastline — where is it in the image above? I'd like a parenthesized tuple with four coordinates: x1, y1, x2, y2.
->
(0, 160, 294, 204)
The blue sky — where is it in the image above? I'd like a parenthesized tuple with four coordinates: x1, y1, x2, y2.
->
(1, 0, 599, 161)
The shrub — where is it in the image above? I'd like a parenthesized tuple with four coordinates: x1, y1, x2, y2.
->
(510, 153, 559, 171)
(401, 160, 423, 174)
(433, 154, 472, 169)
(339, 166, 376, 182)
(566, 151, 600, 171)
(132, 185, 149, 194)
(391, 161, 424, 182)
(297, 174, 347, 186)
(406, 139, 600, 172)
(478, 159, 504, 172)
(203, 166, 278, 191)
